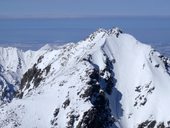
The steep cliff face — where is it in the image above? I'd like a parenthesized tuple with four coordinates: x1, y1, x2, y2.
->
(0, 28, 170, 128)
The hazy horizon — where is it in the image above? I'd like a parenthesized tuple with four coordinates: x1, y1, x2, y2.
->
(0, 0, 170, 56)
(0, 17, 170, 58)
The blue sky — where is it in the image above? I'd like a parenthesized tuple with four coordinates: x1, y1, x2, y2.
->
(0, 0, 170, 18)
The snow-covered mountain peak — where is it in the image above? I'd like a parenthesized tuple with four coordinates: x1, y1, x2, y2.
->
(85, 27, 123, 43)
(0, 28, 170, 128)
(39, 44, 53, 51)
(0, 47, 24, 72)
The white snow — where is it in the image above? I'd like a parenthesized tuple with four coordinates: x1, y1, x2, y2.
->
(0, 28, 170, 128)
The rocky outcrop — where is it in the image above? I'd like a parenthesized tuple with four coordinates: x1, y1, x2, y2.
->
(19, 56, 51, 98)
(77, 54, 117, 128)
(137, 120, 170, 128)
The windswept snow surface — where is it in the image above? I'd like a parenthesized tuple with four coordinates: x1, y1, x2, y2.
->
(0, 28, 170, 128)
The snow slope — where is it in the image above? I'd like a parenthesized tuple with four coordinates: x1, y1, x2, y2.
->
(0, 28, 170, 128)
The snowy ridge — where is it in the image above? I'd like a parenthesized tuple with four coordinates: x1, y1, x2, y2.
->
(0, 28, 170, 128)
(0, 47, 49, 103)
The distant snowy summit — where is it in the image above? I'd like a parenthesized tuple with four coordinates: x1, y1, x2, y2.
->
(0, 28, 170, 128)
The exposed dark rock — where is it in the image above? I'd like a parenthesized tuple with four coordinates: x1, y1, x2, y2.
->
(167, 121, 170, 126)
(17, 57, 22, 69)
(108, 28, 123, 38)
(149, 57, 152, 63)
(59, 80, 67, 87)
(67, 115, 75, 128)
(140, 98, 147, 106)
(44, 64, 51, 76)
(53, 108, 60, 117)
(94, 91, 108, 107)
(19, 61, 51, 98)
(155, 64, 160, 68)
(138, 120, 167, 128)
(157, 122, 165, 128)
(135, 86, 142, 92)
(77, 107, 115, 128)
(112, 59, 116, 63)
(148, 120, 156, 128)
(17, 92, 23, 99)
(147, 87, 155, 94)
(80, 84, 100, 100)
(78, 56, 117, 127)
(51, 118, 58, 126)
(134, 101, 137, 107)
(89, 69, 99, 80)
(63, 99, 70, 109)
(67, 114, 79, 128)
(159, 55, 170, 75)
(20, 64, 42, 91)
(134, 81, 155, 108)
(51, 108, 60, 126)
(102, 57, 116, 95)
(138, 120, 151, 128)
(37, 55, 44, 63)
